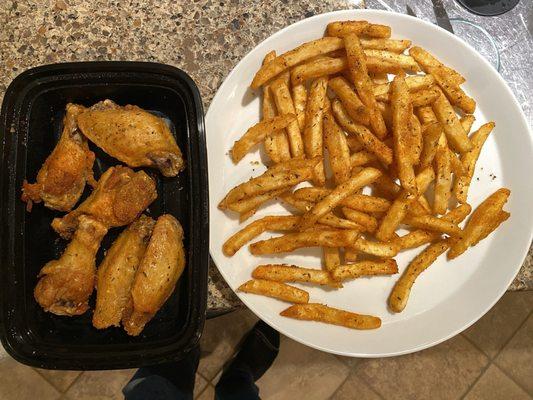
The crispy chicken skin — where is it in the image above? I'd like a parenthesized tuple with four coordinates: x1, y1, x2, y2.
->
(51, 166, 157, 239)
(77, 99, 185, 177)
(122, 214, 186, 336)
(34, 215, 108, 316)
(21, 103, 96, 212)
(92, 215, 156, 329)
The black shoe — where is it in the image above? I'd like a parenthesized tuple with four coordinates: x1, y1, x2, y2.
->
(222, 320, 280, 382)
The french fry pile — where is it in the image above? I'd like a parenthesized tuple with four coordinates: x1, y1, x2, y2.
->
(219, 20, 511, 330)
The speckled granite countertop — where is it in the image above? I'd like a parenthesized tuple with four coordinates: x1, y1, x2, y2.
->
(0, 0, 531, 313)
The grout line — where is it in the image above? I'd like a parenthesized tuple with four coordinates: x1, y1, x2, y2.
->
(459, 360, 492, 400)
(62, 371, 84, 395)
(348, 359, 386, 400)
(492, 309, 533, 362)
(461, 333, 492, 360)
(492, 363, 533, 397)
(328, 372, 350, 399)
(33, 368, 80, 394)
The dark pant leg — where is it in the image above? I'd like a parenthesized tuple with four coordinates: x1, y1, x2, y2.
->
(214, 364, 260, 400)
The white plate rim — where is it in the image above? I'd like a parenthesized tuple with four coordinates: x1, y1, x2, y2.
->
(206, 9, 533, 357)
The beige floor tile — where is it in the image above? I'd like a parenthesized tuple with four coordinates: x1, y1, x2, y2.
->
(65, 369, 135, 400)
(0, 356, 60, 400)
(330, 372, 381, 400)
(335, 355, 363, 370)
(35, 369, 82, 392)
(495, 313, 533, 394)
(194, 373, 209, 398)
(198, 309, 258, 380)
(196, 383, 215, 400)
(464, 364, 530, 400)
(256, 336, 350, 400)
(463, 291, 533, 358)
(356, 335, 488, 400)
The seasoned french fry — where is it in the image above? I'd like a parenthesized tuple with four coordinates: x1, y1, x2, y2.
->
(410, 87, 440, 107)
(298, 168, 381, 230)
(409, 46, 465, 86)
(323, 247, 341, 276)
(473, 210, 510, 246)
(432, 90, 472, 153)
(360, 38, 411, 53)
(291, 57, 347, 85)
(351, 237, 399, 257)
(391, 75, 417, 193)
(293, 187, 391, 213)
(252, 264, 338, 287)
(226, 188, 287, 214)
(344, 248, 358, 262)
(342, 207, 378, 232)
(292, 83, 308, 131)
(410, 114, 423, 165)
(327, 20, 391, 39)
(376, 101, 392, 130)
(434, 72, 476, 114)
(239, 279, 309, 303)
(323, 110, 351, 185)
(416, 105, 437, 126)
(419, 122, 442, 169)
(434, 146, 452, 214)
(329, 76, 370, 126)
(364, 49, 420, 72)
(365, 57, 403, 74)
(223, 215, 301, 256)
(346, 135, 364, 152)
(389, 240, 450, 312)
(393, 204, 471, 249)
(239, 209, 257, 223)
(231, 114, 296, 162)
(375, 167, 435, 241)
(303, 77, 328, 186)
(374, 75, 436, 100)
(332, 99, 393, 165)
(332, 259, 398, 280)
(403, 214, 461, 236)
(344, 33, 388, 139)
(270, 79, 305, 157)
(453, 122, 495, 203)
(460, 114, 476, 134)
(280, 303, 382, 330)
(250, 229, 360, 255)
(262, 51, 291, 163)
(251, 37, 344, 88)
(448, 188, 510, 259)
(371, 72, 389, 85)
(268, 157, 322, 173)
(350, 151, 377, 167)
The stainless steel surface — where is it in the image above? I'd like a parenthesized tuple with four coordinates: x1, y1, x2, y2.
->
(431, 0, 455, 33)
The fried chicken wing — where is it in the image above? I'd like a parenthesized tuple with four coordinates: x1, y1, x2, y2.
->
(122, 214, 186, 336)
(92, 215, 155, 329)
(22, 103, 96, 212)
(34, 215, 108, 316)
(51, 165, 157, 239)
(77, 100, 185, 177)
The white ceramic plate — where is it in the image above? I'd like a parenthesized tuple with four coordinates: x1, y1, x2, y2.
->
(206, 9, 533, 357)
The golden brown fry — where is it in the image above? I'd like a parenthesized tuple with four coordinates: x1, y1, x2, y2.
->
(292, 83, 308, 131)
(225, 188, 287, 214)
(251, 37, 344, 88)
(473, 210, 510, 246)
(231, 114, 296, 163)
(303, 77, 328, 186)
(403, 214, 461, 236)
(460, 114, 476, 134)
(291, 57, 347, 85)
(293, 187, 391, 213)
(252, 264, 338, 287)
(375, 167, 435, 241)
(410, 87, 440, 107)
(270, 79, 305, 157)
(223, 215, 301, 256)
(327, 20, 391, 39)
(453, 122, 495, 203)
(394, 204, 471, 249)
(351, 237, 399, 257)
(409, 46, 465, 85)
(416, 105, 438, 126)
(249, 229, 360, 255)
(360, 38, 411, 53)
(448, 188, 510, 259)
(332, 99, 393, 165)
(298, 167, 382, 230)
(434, 146, 452, 214)
(391, 75, 417, 193)
(238, 279, 309, 304)
(419, 122, 443, 170)
(350, 151, 378, 167)
(374, 75, 436, 100)
(332, 259, 398, 281)
(410, 114, 423, 165)
(239, 209, 257, 222)
(430, 68, 476, 113)
(371, 72, 389, 85)
(432, 90, 472, 153)
(323, 247, 341, 275)
(329, 76, 370, 126)
(342, 207, 378, 233)
(364, 49, 420, 72)
(344, 33, 388, 139)
(346, 135, 364, 152)
(389, 240, 450, 313)
(344, 248, 359, 262)
(280, 303, 382, 330)
(323, 110, 351, 185)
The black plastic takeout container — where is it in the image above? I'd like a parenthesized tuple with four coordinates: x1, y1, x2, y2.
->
(0, 62, 209, 370)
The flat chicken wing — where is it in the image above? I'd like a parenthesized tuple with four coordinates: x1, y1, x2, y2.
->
(51, 165, 157, 239)
(92, 215, 155, 329)
(122, 214, 186, 336)
(34, 215, 108, 316)
(77, 99, 185, 177)
(22, 103, 96, 211)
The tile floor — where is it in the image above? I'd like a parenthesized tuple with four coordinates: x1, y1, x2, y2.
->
(0, 291, 531, 400)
